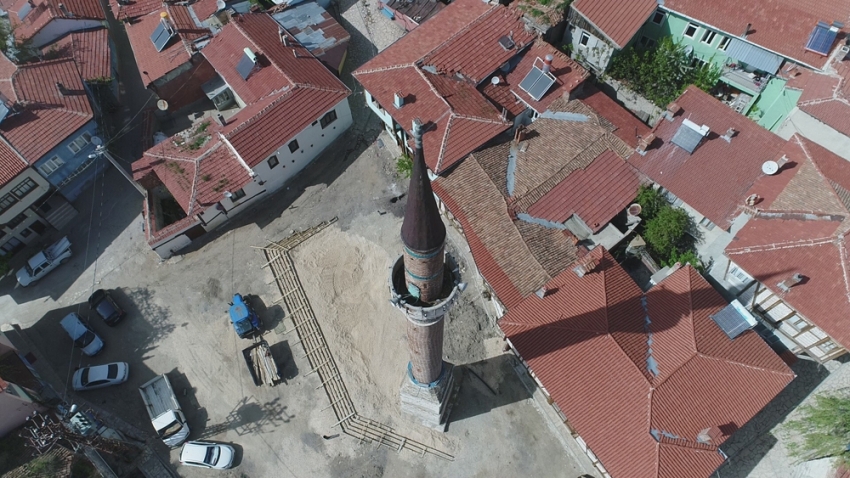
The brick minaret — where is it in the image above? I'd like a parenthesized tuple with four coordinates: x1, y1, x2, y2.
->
(389, 119, 463, 430)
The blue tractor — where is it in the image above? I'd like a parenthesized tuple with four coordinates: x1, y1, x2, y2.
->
(229, 294, 262, 339)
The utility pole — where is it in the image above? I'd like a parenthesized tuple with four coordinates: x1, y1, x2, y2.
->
(90, 137, 147, 196)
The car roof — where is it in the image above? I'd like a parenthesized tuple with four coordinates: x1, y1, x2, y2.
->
(60, 313, 85, 334)
(82, 363, 120, 382)
(27, 252, 46, 269)
(181, 442, 211, 463)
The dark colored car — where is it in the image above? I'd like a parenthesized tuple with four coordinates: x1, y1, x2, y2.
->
(88, 289, 125, 326)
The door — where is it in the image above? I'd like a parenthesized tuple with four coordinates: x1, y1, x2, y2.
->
(29, 220, 47, 235)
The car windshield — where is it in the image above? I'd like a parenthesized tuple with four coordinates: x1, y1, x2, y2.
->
(24, 264, 33, 275)
(160, 421, 183, 439)
(74, 330, 96, 348)
(107, 364, 118, 379)
(80, 368, 90, 385)
(204, 446, 220, 466)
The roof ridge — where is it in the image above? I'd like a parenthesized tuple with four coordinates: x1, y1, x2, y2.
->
(435, 114, 454, 172)
(796, 135, 850, 216)
(0, 132, 29, 167)
(418, 68, 452, 111)
(838, 235, 850, 310)
(352, 63, 416, 76)
(225, 85, 296, 138)
(420, 3, 499, 66)
(726, 235, 836, 255)
(451, 112, 509, 125)
(293, 82, 350, 95)
(693, 353, 796, 378)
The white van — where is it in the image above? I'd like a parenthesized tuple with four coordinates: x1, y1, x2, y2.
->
(60, 313, 104, 356)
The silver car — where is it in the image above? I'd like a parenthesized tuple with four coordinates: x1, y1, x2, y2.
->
(72, 362, 129, 391)
(179, 441, 235, 469)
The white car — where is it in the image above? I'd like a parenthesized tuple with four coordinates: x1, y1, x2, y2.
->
(180, 441, 235, 469)
(16, 236, 71, 287)
(72, 362, 129, 391)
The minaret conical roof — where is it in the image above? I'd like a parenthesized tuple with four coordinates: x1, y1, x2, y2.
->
(401, 119, 446, 252)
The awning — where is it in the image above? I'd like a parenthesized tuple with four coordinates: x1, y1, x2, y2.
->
(725, 39, 784, 74)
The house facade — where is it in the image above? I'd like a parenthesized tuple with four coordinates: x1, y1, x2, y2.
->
(0, 145, 53, 256)
(132, 13, 351, 258)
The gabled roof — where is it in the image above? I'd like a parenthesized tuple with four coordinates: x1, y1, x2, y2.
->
(354, 0, 590, 174)
(0, 58, 93, 163)
(661, 0, 850, 70)
(629, 86, 785, 229)
(108, 0, 160, 21)
(791, 56, 850, 138)
(0, 135, 29, 187)
(726, 135, 850, 350)
(41, 28, 112, 81)
(201, 13, 351, 167)
(571, 0, 657, 49)
(8, 0, 106, 42)
(500, 247, 794, 478)
(192, 0, 219, 20)
(125, 4, 211, 86)
(0, 51, 17, 102)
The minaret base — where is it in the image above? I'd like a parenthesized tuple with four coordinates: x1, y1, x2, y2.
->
(399, 361, 460, 432)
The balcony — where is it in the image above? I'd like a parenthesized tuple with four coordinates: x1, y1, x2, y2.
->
(720, 66, 768, 95)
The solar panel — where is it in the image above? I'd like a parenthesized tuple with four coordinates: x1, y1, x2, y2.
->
(805, 22, 838, 56)
(710, 303, 754, 339)
(235, 53, 256, 81)
(670, 123, 704, 154)
(518, 65, 556, 101)
(150, 21, 175, 52)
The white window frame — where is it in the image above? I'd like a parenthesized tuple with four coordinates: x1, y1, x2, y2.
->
(717, 36, 730, 51)
(683, 22, 699, 39)
(67, 132, 92, 155)
(651, 9, 665, 25)
(579, 31, 590, 47)
(39, 156, 65, 176)
(701, 30, 717, 46)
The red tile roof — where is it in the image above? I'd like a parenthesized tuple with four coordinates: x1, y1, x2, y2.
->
(572, 0, 657, 48)
(528, 150, 641, 233)
(355, 0, 587, 174)
(726, 135, 850, 350)
(0, 52, 17, 102)
(500, 247, 794, 478)
(42, 28, 112, 81)
(792, 57, 850, 138)
(629, 86, 785, 229)
(0, 136, 29, 187)
(192, 0, 218, 20)
(125, 5, 210, 86)
(109, 0, 160, 21)
(0, 58, 93, 163)
(480, 40, 589, 116)
(576, 83, 651, 148)
(662, 0, 850, 70)
(9, 0, 105, 42)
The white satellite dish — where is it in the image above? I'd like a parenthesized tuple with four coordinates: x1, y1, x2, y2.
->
(157, 99, 169, 111)
(91, 136, 102, 146)
(491, 76, 500, 85)
(761, 160, 779, 175)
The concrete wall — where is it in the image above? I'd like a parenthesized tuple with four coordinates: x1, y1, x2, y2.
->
(570, 26, 614, 71)
(29, 18, 104, 48)
(32, 120, 103, 201)
(365, 91, 407, 150)
(0, 384, 42, 437)
(776, 108, 850, 162)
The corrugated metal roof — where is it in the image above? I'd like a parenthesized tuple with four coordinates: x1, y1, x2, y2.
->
(725, 39, 784, 75)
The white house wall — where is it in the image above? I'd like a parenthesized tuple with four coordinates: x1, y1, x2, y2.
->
(571, 27, 614, 71)
(0, 169, 49, 224)
(30, 19, 104, 48)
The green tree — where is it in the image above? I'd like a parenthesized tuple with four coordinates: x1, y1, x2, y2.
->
(665, 249, 704, 272)
(644, 205, 690, 259)
(635, 185, 666, 220)
(608, 36, 721, 107)
(396, 153, 412, 179)
(784, 393, 850, 465)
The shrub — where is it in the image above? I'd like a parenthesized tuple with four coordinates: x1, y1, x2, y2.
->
(665, 249, 704, 272)
(784, 393, 850, 466)
(635, 185, 666, 221)
(644, 205, 690, 260)
(396, 154, 413, 179)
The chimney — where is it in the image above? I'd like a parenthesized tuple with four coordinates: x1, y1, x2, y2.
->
(58, 2, 72, 17)
(775, 154, 789, 169)
(393, 92, 404, 109)
(215, 113, 226, 126)
(535, 286, 556, 299)
(573, 256, 599, 278)
(514, 125, 527, 142)
(743, 22, 752, 38)
(721, 127, 737, 142)
(55, 82, 68, 96)
(280, 29, 288, 46)
(542, 54, 554, 74)
(636, 132, 656, 155)
(664, 101, 681, 121)
(777, 273, 804, 292)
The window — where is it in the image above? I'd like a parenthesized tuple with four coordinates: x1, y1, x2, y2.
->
(11, 178, 37, 199)
(683, 22, 699, 38)
(268, 155, 279, 168)
(288, 139, 299, 153)
(231, 188, 246, 201)
(701, 30, 716, 45)
(39, 156, 65, 176)
(717, 36, 730, 51)
(67, 132, 92, 154)
(698, 216, 716, 231)
(638, 36, 656, 49)
(0, 193, 17, 214)
(579, 31, 590, 47)
(7, 212, 27, 229)
(690, 56, 709, 69)
(19, 228, 31, 238)
(651, 9, 665, 25)
(320, 110, 337, 129)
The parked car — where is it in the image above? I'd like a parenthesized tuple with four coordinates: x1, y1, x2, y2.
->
(179, 441, 235, 469)
(72, 362, 129, 391)
(16, 236, 71, 287)
(60, 313, 104, 356)
(88, 289, 125, 325)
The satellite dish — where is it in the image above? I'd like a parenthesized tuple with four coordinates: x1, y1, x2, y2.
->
(491, 76, 500, 85)
(157, 99, 169, 111)
(215, 0, 225, 11)
(91, 136, 102, 146)
(761, 160, 779, 175)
